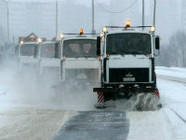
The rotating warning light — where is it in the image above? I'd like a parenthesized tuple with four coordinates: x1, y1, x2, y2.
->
(80, 28, 84, 35)
(126, 20, 131, 28)
(31, 37, 35, 41)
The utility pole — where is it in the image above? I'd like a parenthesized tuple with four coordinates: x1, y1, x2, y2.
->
(7, 0, 10, 41)
(56, 0, 58, 38)
(92, 0, 95, 33)
(153, 0, 156, 28)
(183, 44, 185, 67)
(142, 0, 145, 28)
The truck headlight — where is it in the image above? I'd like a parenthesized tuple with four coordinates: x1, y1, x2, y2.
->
(103, 26, 108, 33)
(150, 26, 155, 33)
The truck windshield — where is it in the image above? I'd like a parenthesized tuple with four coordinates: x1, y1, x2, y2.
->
(40, 43, 56, 58)
(63, 39, 96, 58)
(106, 33, 151, 55)
(20, 44, 38, 57)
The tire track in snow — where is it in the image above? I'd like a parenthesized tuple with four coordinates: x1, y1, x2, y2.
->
(54, 111, 130, 140)
(169, 108, 186, 124)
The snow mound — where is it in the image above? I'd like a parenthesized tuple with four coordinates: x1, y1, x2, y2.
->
(103, 93, 161, 111)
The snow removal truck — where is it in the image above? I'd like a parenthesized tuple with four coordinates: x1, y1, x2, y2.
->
(93, 21, 161, 110)
(59, 29, 100, 88)
(38, 38, 62, 78)
(16, 33, 40, 72)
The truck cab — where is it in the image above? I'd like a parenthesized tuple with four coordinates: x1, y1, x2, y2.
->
(16, 33, 41, 72)
(38, 40, 62, 77)
(94, 23, 161, 109)
(17, 41, 39, 72)
(60, 31, 100, 87)
(101, 31, 157, 88)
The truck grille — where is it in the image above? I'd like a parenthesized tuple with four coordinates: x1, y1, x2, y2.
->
(65, 69, 99, 82)
(109, 68, 149, 83)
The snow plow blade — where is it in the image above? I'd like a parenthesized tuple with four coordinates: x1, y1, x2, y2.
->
(93, 87, 162, 111)
(94, 87, 159, 96)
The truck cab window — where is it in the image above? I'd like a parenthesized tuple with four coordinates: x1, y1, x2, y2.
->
(40, 44, 56, 58)
(106, 33, 151, 55)
(63, 39, 96, 58)
(20, 44, 38, 57)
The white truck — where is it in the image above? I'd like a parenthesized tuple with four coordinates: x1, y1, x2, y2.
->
(93, 23, 161, 110)
(60, 31, 100, 88)
(16, 33, 41, 73)
(17, 40, 39, 72)
(38, 40, 62, 78)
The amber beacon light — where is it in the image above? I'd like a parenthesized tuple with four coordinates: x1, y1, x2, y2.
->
(80, 28, 84, 35)
(126, 20, 131, 28)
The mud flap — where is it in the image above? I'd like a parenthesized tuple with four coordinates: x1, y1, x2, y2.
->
(153, 88, 162, 109)
(154, 88, 160, 98)
(94, 92, 106, 109)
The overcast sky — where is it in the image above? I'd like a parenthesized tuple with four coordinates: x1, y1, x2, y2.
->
(1, 0, 176, 44)
(9, 0, 148, 10)
(10, 0, 109, 4)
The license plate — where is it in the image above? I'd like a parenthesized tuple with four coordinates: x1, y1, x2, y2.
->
(123, 77, 136, 82)
(77, 73, 87, 79)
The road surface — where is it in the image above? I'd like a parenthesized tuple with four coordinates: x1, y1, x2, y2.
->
(0, 66, 186, 140)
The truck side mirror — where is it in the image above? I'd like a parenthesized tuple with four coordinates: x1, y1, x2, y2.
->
(155, 36, 160, 50)
(97, 36, 101, 56)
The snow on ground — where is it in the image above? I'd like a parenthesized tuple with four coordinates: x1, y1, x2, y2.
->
(156, 66, 186, 140)
(126, 76, 186, 140)
(127, 109, 173, 140)
(156, 66, 186, 83)
(0, 63, 95, 140)
(156, 66, 186, 117)
(123, 67, 186, 140)
(0, 66, 76, 140)
(0, 108, 75, 140)
(0, 65, 186, 140)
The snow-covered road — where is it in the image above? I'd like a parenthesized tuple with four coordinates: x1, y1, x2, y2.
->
(0, 108, 74, 140)
(0, 66, 186, 140)
(127, 72, 186, 140)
